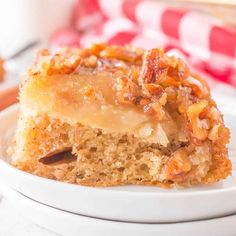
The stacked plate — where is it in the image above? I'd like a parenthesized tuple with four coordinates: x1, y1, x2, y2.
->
(0, 92, 236, 236)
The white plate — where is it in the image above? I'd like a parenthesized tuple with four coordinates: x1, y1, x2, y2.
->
(1, 184, 236, 236)
(0, 93, 236, 223)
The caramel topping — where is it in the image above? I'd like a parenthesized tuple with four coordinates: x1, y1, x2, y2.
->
(23, 44, 223, 143)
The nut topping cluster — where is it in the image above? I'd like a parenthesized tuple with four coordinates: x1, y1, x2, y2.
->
(28, 43, 227, 144)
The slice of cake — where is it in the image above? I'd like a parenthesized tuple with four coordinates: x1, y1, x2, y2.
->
(10, 44, 231, 187)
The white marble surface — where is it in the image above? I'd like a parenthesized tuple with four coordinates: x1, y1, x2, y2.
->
(0, 194, 59, 236)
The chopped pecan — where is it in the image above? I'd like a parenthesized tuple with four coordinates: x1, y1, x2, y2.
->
(165, 86, 177, 103)
(143, 102, 165, 118)
(39, 148, 72, 164)
(114, 76, 141, 105)
(138, 97, 151, 106)
(160, 76, 180, 88)
(187, 100, 209, 141)
(49, 54, 81, 75)
(100, 45, 140, 63)
(83, 55, 98, 68)
(166, 55, 178, 68)
(30, 51, 81, 76)
(143, 83, 164, 97)
(208, 124, 220, 141)
(168, 58, 190, 81)
(128, 65, 140, 84)
(165, 149, 192, 182)
(177, 59, 190, 80)
(207, 106, 222, 123)
(143, 103, 155, 115)
(139, 48, 168, 84)
(88, 43, 107, 57)
(183, 75, 209, 98)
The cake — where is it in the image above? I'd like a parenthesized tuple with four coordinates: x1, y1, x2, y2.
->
(10, 43, 231, 187)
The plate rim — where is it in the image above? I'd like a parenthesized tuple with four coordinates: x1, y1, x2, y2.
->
(2, 183, 236, 236)
(1, 182, 236, 224)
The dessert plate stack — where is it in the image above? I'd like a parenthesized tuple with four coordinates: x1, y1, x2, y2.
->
(0, 92, 236, 236)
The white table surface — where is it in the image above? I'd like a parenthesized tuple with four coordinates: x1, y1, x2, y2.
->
(0, 195, 59, 236)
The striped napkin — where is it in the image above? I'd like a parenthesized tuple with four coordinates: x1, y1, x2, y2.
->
(51, 0, 236, 88)
(1, 0, 236, 111)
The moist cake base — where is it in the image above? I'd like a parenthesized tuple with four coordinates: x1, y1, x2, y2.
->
(12, 114, 230, 187)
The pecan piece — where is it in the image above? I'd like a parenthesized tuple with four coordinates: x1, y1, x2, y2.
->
(113, 76, 141, 105)
(183, 74, 209, 98)
(48, 54, 81, 75)
(83, 55, 98, 68)
(187, 100, 210, 141)
(100, 45, 140, 62)
(128, 65, 140, 84)
(89, 43, 107, 57)
(31, 51, 82, 76)
(168, 58, 190, 81)
(208, 124, 220, 141)
(143, 83, 164, 97)
(165, 149, 192, 182)
(139, 48, 168, 84)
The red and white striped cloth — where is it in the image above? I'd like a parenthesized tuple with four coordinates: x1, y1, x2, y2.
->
(51, 0, 236, 89)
